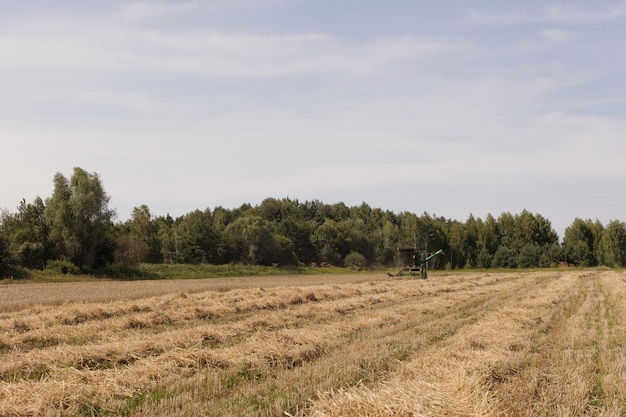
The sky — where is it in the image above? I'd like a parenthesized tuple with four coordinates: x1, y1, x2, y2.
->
(2, 1, 626, 239)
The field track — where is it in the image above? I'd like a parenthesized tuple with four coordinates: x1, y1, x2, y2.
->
(0, 274, 384, 313)
(1, 270, 625, 416)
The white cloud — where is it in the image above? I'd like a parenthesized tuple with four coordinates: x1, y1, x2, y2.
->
(1, 1, 625, 231)
(465, 9, 534, 25)
(0, 16, 471, 80)
(539, 28, 571, 42)
(561, 96, 626, 109)
(542, 4, 626, 24)
(121, 1, 200, 20)
(467, 4, 626, 25)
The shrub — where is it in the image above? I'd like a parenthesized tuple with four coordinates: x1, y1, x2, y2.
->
(1, 265, 31, 280)
(344, 251, 366, 269)
(45, 259, 81, 275)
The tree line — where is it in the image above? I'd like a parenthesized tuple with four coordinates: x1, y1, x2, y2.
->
(2, 167, 626, 277)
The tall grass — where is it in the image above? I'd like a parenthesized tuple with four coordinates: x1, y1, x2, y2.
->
(0, 263, 362, 283)
(126, 263, 356, 279)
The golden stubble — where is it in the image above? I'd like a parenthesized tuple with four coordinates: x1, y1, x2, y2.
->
(1, 271, 624, 416)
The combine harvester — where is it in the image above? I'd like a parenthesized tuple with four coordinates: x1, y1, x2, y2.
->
(391, 247, 444, 279)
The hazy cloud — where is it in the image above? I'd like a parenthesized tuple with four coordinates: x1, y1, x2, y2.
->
(1, 1, 625, 237)
(539, 28, 571, 42)
(121, 1, 200, 20)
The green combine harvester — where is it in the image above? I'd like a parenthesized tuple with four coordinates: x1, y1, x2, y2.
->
(393, 248, 445, 279)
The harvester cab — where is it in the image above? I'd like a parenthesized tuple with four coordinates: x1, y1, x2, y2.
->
(395, 247, 444, 279)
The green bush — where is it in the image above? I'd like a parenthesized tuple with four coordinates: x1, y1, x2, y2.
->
(45, 260, 81, 275)
(344, 251, 366, 269)
(1, 265, 31, 280)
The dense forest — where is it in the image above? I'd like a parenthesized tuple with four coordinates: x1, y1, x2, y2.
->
(2, 167, 626, 278)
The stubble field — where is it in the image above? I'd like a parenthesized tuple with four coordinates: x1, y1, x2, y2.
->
(1, 270, 625, 416)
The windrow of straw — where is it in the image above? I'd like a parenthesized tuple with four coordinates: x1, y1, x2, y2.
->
(307, 271, 572, 415)
(308, 270, 626, 416)
(1, 271, 624, 416)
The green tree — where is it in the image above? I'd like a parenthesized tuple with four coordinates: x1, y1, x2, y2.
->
(0, 226, 10, 277)
(255, 197, 299, 223)
(211, 206, 235, 263)
(598, 220, 626, 267)
(518, 243, 539, 268)
(222, 216, 292, 265)
(397, 212, 419, 248)
(538, 243, 562, 267)
(492, 210, 558, 268)
(463, 214, 479, 267)
(448, 221, 466, 269)
(344, 251, 366, 268)
(377, 215, 399, 266)
(449, 215, 479, 269)
(155, 214, 181, 264)
(340, 218, 373, 264)
(44, 167, 116, 271)
(476, 247, 492, 268)
(477, 213, 499, 258)
(328, 202, 351, 222)
(211, 206, 233, 232)
(497, 212, 517, 251)
(177, 209, 220, 264)
(127, 205, 162, 263)
(310, 219, 346, 265)
(491, 246, 517, 268)
(1, 198, 51, 269)
(562, 218, 601, 266)
(515, 211, 558, 251)
(269, 232, 298, 265)
(114, 234, 148, 266)
(278, 218, 316, 264)
(418, 213, 449, 269)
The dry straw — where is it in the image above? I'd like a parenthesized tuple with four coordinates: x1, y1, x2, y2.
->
(1, 271, 625, 416)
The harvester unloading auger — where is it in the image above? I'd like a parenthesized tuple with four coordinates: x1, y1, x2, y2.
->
(391, 248, 445, 279)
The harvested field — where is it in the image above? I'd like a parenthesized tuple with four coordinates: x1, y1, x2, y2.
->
(0, 270, 625, 416)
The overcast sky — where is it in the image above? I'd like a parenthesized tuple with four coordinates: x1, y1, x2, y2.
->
(2, 1, 625, 238)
